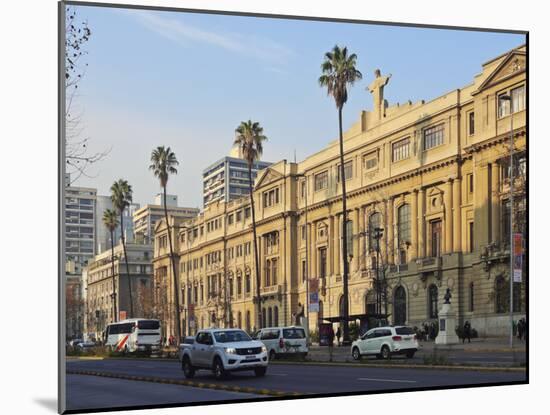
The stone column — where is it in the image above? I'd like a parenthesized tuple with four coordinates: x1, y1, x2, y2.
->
(411, 190, 418, 259)
(386, 198, 394, 264)
(360, 206, 367, 270)
(474, 163, 490, 252)
(453, 178, 462, 252)
(329, 215, 335, 275)
(490, 163, 500, 245)
(311, 220, 317, 278)
(335, 215, 341, 275)
(444, 179, 453, 253)
(354, 208, 360, 271)
(418, 189, 425, 258)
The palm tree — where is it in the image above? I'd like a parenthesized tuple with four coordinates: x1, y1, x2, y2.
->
(234, 120, 268, 329)
(319, 45, 362, 345)
(110, 179, 134, 319)
(149, 146, 181, 342)
(103, 209, 120, 323)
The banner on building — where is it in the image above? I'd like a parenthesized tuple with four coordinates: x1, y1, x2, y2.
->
(119, 310, 127, 321)
(513, 233, 523, 283)
(308, 278, 319, 312)
(309, 292, 319, 312)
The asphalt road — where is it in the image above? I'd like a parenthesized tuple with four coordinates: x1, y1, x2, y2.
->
(66, 374, 259, 411)
(66, 358, 526, 410)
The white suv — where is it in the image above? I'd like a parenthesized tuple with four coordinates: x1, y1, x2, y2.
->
(179, 329, 268, 379)
(351, 326, 418, 360)
(254, 326, 308, 360)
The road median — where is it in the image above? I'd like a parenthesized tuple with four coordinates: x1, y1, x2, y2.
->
(67, 369, 299, 397)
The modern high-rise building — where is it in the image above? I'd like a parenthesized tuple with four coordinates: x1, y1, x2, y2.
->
(202, 145, 271, 206)
(133, 196, 199, 244)
(96, 195, 139, 254)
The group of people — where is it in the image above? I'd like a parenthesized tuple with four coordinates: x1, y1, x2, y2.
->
(414, 322, 438, 341)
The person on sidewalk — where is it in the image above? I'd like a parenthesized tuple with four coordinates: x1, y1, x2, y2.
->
(335, 326, 342, 347)
(462, 321, 471, 343)
(517, 318, 525, 341)
(327, 325, 335, 361)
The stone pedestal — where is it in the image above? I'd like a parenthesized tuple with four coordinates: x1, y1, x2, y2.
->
(435, 303, 459, 345)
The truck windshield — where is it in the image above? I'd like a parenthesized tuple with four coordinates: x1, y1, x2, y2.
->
(213, 330, 251, 343)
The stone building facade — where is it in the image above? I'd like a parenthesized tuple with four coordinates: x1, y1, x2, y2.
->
(153, 45, 526, 338)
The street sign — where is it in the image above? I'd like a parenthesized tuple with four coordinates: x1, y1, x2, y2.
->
(513, 233, 523, 283)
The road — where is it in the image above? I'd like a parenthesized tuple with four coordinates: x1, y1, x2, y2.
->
(66, 358, 526, 411)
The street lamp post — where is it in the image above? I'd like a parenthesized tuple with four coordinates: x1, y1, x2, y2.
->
(499, 94, 514, 349)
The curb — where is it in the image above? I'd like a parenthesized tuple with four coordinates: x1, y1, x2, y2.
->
(271, 360, 526, 373)
(67, 370, 299, 397)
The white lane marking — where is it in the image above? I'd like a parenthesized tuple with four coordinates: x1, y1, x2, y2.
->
(357, 378, 417, 383)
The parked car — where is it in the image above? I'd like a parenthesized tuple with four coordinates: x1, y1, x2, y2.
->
(179, 328, 268, 380)
(351, 326, 418, 360)
(69, 339, 83, 348)
(77, 341, 96, 351)
(254, 326, 308, 360)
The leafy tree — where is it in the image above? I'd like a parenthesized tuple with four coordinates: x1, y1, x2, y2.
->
(149, 146, 181, 341)
(110, 179, 134, 318)
(234, 120, 268, 329)
(319, 45, 362, 344)
(102, 209, 119, 322)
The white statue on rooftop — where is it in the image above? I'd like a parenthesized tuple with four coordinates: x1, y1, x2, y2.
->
(368, 69, 392, 120)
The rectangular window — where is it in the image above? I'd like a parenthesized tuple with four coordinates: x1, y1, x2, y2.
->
(244, 207, 251, 219)
(227, 214, 233, 225)
(236, 211, 242, 222)
(498, 92, 510, 118)
(336, 161, 353, 182)
(314, 171, 328, 191)
(364, 152, 378, 171)
(423, 124, 445, 150)
(469, 222, 474, 253)
(511, 85, 525, 113)
(468, 174, 474, 193)
(301, 260, 307, 282)
(263, 188, 280, 208)
(319, 247, 327, 279)
(430, 220, 442, 257)
(301, 181, 306, 198)
(468, 112, 475, 135)
(392, 138, 410, 162)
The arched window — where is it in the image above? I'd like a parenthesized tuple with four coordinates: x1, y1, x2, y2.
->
(365, 290, 376, 315)
(428, 284, 438, 319)
(237, 275, 242, 296)
(268, 307, 273, 327)
(211, 312, 216, 325)
(273, 306, 279, 327)
(265, 259, 271, 286)
(245, 311, 251, 333)
(369, 212, 382, 251)
(394, 286, 407, 325)
(495, 276, 507, 313)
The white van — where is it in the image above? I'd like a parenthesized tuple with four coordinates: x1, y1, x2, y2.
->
(254, 326, 308, 360)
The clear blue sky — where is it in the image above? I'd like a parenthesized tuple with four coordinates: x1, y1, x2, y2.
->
(71, 4, 525, 208)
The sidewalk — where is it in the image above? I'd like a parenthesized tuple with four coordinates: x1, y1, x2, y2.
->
(303, 337, 526, 365)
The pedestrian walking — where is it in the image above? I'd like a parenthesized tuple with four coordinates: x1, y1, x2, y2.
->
(335, 326, 342, 347)
(517, 318, 524, 341)
(462, 321, 471, 344)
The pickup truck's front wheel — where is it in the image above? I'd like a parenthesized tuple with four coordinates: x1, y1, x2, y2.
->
(213, 357, 228, 380)
(182, 356, 195, 378)
(254, 367, 267, 377)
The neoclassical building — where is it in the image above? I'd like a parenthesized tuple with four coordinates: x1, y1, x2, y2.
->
(153, 45, 526, 338)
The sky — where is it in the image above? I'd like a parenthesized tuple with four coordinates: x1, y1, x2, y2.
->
(69, 4, 525, 208)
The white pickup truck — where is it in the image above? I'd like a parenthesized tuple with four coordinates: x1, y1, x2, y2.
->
(179, 328, 268, 379)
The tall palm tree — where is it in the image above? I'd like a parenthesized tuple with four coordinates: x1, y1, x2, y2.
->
(319, 45, 362, 345)
(149, 146, 181, 342)
(234, 120, 268, 330)
(103, 209, 120, 323)
(111, 179, 134, 319)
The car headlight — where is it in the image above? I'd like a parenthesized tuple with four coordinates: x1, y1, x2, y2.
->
(225, 347, 237, 354)
(261, 345, 267, 353)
